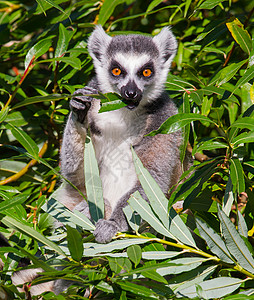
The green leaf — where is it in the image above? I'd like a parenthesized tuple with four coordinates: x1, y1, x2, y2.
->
(141, 269, 168, 284)
(41, 57, 82, 69)
(147, 113, 216, 136)
(195, 139, 228, 153)
(11, 94, 70, 110)
(127, 245, 142, 267)
(99, 92, 126, 112)
(169, 265, 217, 293)
(232, 131, 254, 147)
(226, 18, 252, 55)
(66, 225, 83, 261)
(128, 191, 176, 240)
(237, 211, 248, 239)
(116, 281, 158, 299)
(156, 257, 205, 276)
(199, 0, 226, 9)
(83, 238, 151, 256)
(146, 0, 164, 13)
(217, 205, 254, 273)
(84, 136, 104, 222)
(5, 123, 39, 159)
(123, 205, 141, 232)
(98, 0, 126, 26)
(142, 251, 182, 260)
(179, 277, 245, 299)
(1, 215, 66, 257)
(0, 194, 30, 212)
(229, 158, 245, 194)
(223, 176, 235, 217)
(25, 36, 53, 69)
(108, 257, 132, 274)
(0, 106, 9, 123)
(35, 0, 68, 17)
(42, 196, 95, 231)
(55, 23, 75, 58)
(184, 0, 192, 17)
(195, 217, 234, 264)
(230, 117, 254, 131)
(232, 65, 254, 94)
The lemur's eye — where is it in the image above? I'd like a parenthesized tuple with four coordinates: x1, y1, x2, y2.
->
(112, 68, 122, 76)
(142, 69, 152, 77)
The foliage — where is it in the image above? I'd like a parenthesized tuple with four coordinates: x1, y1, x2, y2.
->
(0, 0, 254, 299)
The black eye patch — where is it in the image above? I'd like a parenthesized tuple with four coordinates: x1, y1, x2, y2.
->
(109, 60, 127, 78)
(137, 62, 155, 79)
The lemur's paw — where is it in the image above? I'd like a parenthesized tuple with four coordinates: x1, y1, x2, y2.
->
(93, 219, 118, 243)
(70, 87, 98, 123)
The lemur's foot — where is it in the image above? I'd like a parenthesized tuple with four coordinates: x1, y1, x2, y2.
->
(93, 219, 118, 243)
(70, 87, 98, 123)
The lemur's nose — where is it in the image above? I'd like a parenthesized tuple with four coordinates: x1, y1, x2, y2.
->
(125, 90, 137, 99)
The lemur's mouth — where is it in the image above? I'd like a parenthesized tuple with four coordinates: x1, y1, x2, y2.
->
(121, 99, 140, 110)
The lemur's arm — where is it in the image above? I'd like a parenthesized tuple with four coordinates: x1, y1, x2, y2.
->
(59, 85, 98, 210)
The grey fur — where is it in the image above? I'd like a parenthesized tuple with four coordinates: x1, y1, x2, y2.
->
(60, 26, 184, 245)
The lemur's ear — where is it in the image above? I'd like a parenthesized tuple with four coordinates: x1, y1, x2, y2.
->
(88, 25, 112, 62)
(153, 27, 177, 67)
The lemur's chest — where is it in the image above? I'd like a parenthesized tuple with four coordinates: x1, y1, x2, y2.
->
(91, 109, 147, 212)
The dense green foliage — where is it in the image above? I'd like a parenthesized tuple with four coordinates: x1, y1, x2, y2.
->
(0, 0, 254, 299)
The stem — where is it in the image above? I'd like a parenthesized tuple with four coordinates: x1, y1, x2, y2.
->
(117, 233, 219, 261)
(4, 56, 35, 109)
(116, 233, 254, 279)
(0, 140, 48, 185)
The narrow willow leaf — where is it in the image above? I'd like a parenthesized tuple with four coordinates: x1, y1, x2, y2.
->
(0, 194, 29, 212)
(142, 251, 182, 260)
(116, 281, 157, 298)
(84, 136, 104, 222)
(35, 0, 68, 17)
(5, 123, 39, 159)
(230, 117, 254, 131)
(226, 18, 252, 55)
(223, 176, 235, 217)
(169, 265, 217, 293)
(1, 216, 66, 257)
(157, 257, 205, 276)
(195, 217, 234, 264)
(218, 205, 254, 273)
(232, 65, 254, 94)
(55, 23, 75, 58)
(25, 36, 53, 69)
(237, 211, 248, 239)
(229, 158, 245, 194)
(148, 113, 216, 136)
(127, 245, 142, 267)
(12, 94, 70, 110)
(146, 0, 164, 13)
(141, 269, 168, 284)
(42, 196, 95, 231)
(0, 106, 9, 123)
(83, 238, 150, 256)
(131, 149, 196, 248)
(98, 0, 126, 26)
(128, 192, 176, 241)
(66, 225, 83, 261)
(180, 93, 191, 163)
(199, 0, 226, 9)
(232, 131, 254, 147)
(179, 277, 245, 299)
(195, 140, 228, 154)
(123, 205, 141, 232)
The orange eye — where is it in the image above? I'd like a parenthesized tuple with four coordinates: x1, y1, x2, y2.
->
(112, 68, 122, 76)
(143, 69, 152, 77)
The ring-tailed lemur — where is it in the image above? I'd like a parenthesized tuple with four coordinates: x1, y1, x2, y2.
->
(1, 26, 188, 296)
(59, 25, 187, 244)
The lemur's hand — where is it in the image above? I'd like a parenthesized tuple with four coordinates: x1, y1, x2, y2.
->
(70, 87, 98, 123)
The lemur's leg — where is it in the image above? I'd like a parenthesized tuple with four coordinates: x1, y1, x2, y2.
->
(59, 87, 97, 211)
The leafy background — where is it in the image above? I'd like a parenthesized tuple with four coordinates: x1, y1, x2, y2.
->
(0, 0, 254, 299)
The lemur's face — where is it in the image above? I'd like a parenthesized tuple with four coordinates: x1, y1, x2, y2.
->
(88, 26, 177, 110)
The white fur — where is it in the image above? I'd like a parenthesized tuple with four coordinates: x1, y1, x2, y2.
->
(91, 107, 146, 212)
